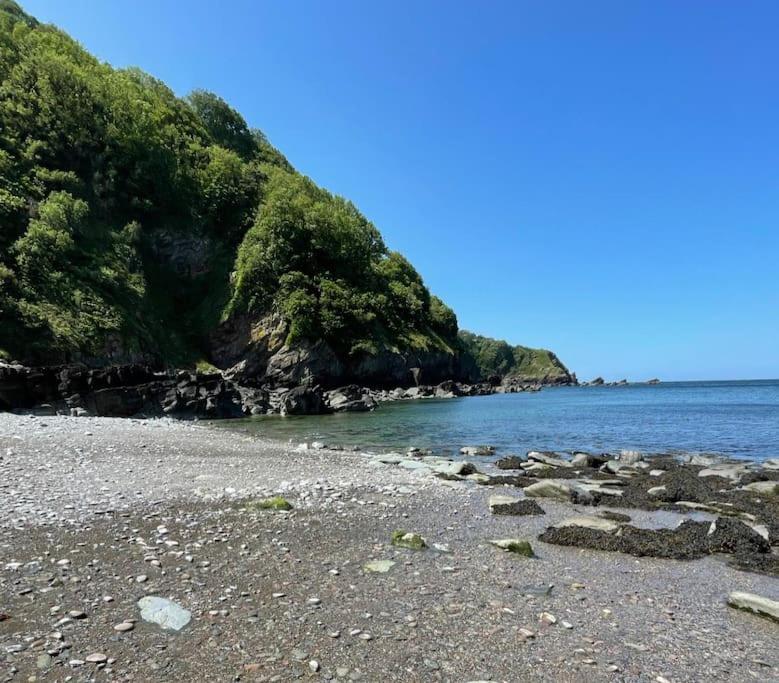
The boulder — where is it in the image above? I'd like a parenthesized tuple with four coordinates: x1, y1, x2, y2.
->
(325, 384, 377, 412)
(280, 385, 327, 416)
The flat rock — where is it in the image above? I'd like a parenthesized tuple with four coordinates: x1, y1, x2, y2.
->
(741, 481, 779, 496)
(364, 560, 395, 573)
(699, 465, 749, 482)
(527, 451, 573, 468)
(554, 515, 620, 533)
(137, 596, 192, 631)
(523, 480, 587, 502)
(489, 539, 534, 557)
(727, 591, 779, 622)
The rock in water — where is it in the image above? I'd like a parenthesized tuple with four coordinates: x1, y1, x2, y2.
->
(460, 445, 495, 456)
(727, 592, 779, 622)
(137, 596, 192, 631)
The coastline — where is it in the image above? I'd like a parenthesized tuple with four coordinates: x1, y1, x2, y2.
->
(1, 413, 778, 681)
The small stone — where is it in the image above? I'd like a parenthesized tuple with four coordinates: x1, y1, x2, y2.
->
(114, 622, 134, 632)
(135, 575, 148, 583)
(86, 653, 107, 664)
(309, 660, 320, 672)
(539, 612, 557, 625)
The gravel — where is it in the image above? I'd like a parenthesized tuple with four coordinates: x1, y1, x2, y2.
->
(0, 413, 778, 681)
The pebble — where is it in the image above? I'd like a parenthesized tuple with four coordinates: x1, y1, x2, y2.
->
(114, 622, 134, 632)
(86, 653, 108, 664)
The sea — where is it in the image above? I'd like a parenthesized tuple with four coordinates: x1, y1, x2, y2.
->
(215, 380, 779, 462)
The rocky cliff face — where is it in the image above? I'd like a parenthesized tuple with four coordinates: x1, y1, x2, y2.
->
(210, 313, 477, 389)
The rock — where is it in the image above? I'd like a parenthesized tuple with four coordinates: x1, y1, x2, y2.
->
(727, 591, 779, 622)
(741, 481, 779, 496)
(391, 530, 426, 550)
(36, 654, 52, 670)
(763, 459, 779, 471)
(554, 515, 620, 533)
(325, 384, 378, 412)
(489, 539, 534, 557)
(699, 464, 749, 482)
(527, 451, 572, 468)
(309, 660, 320, 672)
(589, 377, 605, 386)
(464, 473, 491, 484)
(647, 485, 667, 497)
(85, 653, 107, 664)
(137, 596, 192, 631)
(114, 622, 134, 632)
(431, 461, 476, 477)
(523, 480, 588, 503)
(460, 445, 495, 456)
(495, 455, 527, 469)
(280, 384, 327, 416)
(619, 450, 643, 465)
(488, 495, 544, 516)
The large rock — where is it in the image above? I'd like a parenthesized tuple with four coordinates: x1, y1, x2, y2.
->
(554, 515, 620, 533)
(325, 385, 377, 412)
(727, 592, 779, 622)
(137, 596, 191, 631)
(280, 385, 327, 416)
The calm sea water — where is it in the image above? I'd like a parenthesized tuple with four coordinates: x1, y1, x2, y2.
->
(216, 380, 779, 462)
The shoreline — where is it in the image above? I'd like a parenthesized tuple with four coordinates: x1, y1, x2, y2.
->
(1, 413, 778, 681)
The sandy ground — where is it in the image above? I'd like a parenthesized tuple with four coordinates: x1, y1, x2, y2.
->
(1, 413, 778, 682)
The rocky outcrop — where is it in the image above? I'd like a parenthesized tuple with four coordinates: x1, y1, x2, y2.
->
(210, 313, 471, 390)
(0, 363, 252, 418)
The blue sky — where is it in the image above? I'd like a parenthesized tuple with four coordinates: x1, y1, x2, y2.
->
(23, 1, 779, 381)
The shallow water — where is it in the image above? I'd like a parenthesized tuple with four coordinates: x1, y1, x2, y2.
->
(215, 380, 779, 462)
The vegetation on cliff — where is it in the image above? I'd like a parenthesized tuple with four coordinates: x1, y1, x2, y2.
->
(0, 1, 569, 384)
(457, 331, 572, 383)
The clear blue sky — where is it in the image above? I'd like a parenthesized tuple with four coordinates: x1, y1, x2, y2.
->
(23, 0, 779, 381)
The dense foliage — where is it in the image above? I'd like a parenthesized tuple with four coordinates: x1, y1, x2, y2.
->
(458, 331, 571, 382)
(0, 2, 568, 385)
(0, 1, 456, 364)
